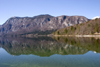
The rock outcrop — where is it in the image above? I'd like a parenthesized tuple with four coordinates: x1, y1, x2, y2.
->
(0, 14, 89, 35)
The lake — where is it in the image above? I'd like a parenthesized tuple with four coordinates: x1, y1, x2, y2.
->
(0, 37, 100, 67)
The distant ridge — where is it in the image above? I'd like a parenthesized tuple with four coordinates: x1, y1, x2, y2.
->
(0, 14, 89, 36)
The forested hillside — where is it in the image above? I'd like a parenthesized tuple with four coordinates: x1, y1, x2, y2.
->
(54, 18, 100, 35)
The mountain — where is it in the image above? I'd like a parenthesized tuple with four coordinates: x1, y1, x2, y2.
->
(54, 18, 100, 35)
(0, 14, 89, 36)
(0, 25, 1, 28)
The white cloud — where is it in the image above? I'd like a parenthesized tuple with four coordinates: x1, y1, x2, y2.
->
(92, 16, 100, 19)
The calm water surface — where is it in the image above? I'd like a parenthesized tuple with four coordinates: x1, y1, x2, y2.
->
(0, 37, 100, 67)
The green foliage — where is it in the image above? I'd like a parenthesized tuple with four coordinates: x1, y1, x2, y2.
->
(64, 38, 68, 43)
(77, 26, 80, 31)
(88, 24, 91, 27)
(71, 26, 76, 32)
(57, 31, 59, 35)
(71, 40, 76, 45)
(95, 18, 98, 21)
(57, 37, 59, 40)
(71, 26, 74, 30)
(64, 28, 68, 33)
(95, 39, 99, 48)
(95, 23, 98, 32)
(95, 39, 98, 46)
(77, 41, 80, 46)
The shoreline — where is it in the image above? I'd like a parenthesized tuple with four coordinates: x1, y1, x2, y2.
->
(53, 35, 100, 38)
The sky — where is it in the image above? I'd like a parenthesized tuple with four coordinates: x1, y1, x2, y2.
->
(0, 0, 100, 25)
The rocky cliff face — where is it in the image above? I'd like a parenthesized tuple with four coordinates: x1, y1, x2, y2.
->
(0, 14, 89, 35)
(0, 25, 1, 28)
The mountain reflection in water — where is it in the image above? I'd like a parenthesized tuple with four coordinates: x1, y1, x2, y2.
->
(0, 37, 100, 56)
(54, 37, 100, 53)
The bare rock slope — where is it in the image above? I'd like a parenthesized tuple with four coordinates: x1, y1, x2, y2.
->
(0, 14, 89, 35)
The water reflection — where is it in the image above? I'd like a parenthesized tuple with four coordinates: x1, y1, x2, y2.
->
(53, 37, 100, 53)
(0, 37, 100, 67)
(0, 37, 92, 56)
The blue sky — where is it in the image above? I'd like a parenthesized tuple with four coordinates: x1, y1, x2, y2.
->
(0, 0, 100, 25)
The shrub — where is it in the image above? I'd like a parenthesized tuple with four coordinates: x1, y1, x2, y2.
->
(77, 26, 80, 31)
(88, 24, 91, 27)
(57, 37, 59, 40)
(95, 18, 98, 21)
(64, 28, 68, 33)
(71, 26, 75, 32)
(57, 31, 59, 35)
(95, 23, 98, 32)
(71, 26, 74, 30)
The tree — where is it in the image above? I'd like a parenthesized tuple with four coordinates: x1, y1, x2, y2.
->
(95, 23, 98, 32)
(71, 26, 73, 30)
(57, 31, 59, 35)
(78, 26, 80, 31)
(64, 28, 68, 33)
(71, 26, 75, 32)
